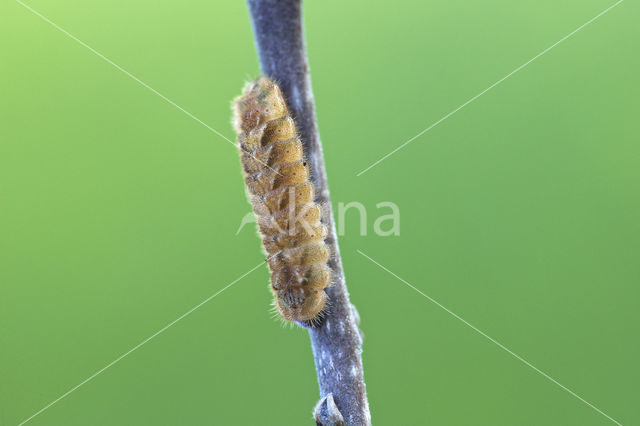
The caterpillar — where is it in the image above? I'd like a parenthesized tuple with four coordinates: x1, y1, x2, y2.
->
(232, 76, 331, 324)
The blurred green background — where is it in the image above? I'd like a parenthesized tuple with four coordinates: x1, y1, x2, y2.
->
(1, 0, 638, 424)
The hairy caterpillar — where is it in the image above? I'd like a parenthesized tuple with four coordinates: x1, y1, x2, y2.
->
(233, 77, 331, 323)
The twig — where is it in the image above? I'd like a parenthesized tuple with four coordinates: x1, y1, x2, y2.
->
(246, 1, 371, 424)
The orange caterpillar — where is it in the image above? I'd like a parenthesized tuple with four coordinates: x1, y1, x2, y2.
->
(233, 77, 330, 323)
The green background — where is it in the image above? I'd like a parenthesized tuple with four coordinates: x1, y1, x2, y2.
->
(1, 0, 638, 424)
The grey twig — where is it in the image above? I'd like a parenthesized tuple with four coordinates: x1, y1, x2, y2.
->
(246, 0, 371, 424)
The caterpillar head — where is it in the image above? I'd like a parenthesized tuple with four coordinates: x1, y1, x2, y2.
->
(276, 287, 327, 322)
